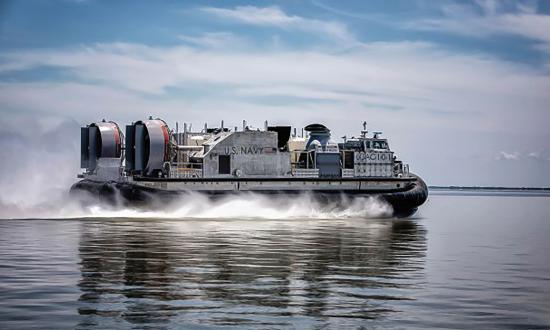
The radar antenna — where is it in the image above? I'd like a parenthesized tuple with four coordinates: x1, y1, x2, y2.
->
(361, 121, 368, 138)
(373, 131, 382, 139)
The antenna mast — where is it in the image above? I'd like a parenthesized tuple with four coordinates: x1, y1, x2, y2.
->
(361, 121, 368, 138)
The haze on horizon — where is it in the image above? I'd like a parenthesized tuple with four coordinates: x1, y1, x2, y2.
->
(1, 0, 549, 189)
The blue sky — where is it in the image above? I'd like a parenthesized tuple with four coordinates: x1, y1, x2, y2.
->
(1, 0, 550, 187)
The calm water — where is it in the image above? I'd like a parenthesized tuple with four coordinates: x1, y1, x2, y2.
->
(1, 192, 550, 329)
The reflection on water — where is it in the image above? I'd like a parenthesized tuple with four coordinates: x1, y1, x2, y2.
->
(76, 219, 426, 328)
(3, 194, 550, 329)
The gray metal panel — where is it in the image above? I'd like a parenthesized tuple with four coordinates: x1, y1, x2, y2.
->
(135, 124, 145, 172)
(201, 131, 290, 178)
(80, 127, 89, 168)
(95, 158, 122, 181)
(125, 125, 135, 171)
(88, 126, 98, 171)
(316, 153, 341, 178)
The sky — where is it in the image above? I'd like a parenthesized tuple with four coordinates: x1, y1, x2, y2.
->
(0, 0, 550, 187)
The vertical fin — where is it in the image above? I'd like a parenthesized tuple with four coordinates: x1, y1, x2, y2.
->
(80, 127, 89, 169)
(135, 124, 145, 172)
(125, 125, 135, 171)
(88, 126, 98, 171)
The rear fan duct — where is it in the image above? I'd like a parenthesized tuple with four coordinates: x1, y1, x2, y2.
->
(80, 121, 122, 172)
(125, 119, 171, 177)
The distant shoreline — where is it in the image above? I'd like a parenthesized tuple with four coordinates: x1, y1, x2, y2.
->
(429, 186, 550, 191)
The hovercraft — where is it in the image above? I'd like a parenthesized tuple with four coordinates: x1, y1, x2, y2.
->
(71, 118, 428, 217)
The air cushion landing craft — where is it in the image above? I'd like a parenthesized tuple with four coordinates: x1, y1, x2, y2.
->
(71, 118, 428, 217)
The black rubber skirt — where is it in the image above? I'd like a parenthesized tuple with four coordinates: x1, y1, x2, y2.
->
(70, 175, 428, 217)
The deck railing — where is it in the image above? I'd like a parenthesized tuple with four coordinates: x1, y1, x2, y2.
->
(169, 162, 203, 178)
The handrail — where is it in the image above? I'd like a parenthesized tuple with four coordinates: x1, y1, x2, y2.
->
(171, 162, 203, 169)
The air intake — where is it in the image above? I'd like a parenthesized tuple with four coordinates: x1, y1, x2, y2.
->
(304, 123, 331, 150)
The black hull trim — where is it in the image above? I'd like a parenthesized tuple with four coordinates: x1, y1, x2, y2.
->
(70, 175, 428, 218)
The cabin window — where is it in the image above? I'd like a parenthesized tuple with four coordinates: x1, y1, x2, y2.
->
(372, 141, 388, 149)
(218, 155, 231, 174)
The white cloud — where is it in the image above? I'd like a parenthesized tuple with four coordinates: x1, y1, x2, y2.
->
(202, 6, 299, 25)
(496, 151, 520, 160)
(496, 150, 550, 161)
(406, 0, 550, 53)
(527, 151, 550, 162)
(178, 32, 248, 49)
(201, 5, 355, 43)
(0, 40, 549, 134)
(528, 151, 540, 159)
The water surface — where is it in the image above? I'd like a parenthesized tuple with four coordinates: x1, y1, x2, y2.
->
(1, 192, 549, 329)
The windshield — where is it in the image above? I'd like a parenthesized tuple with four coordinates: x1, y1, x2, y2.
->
(372, 140, 388, 149)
